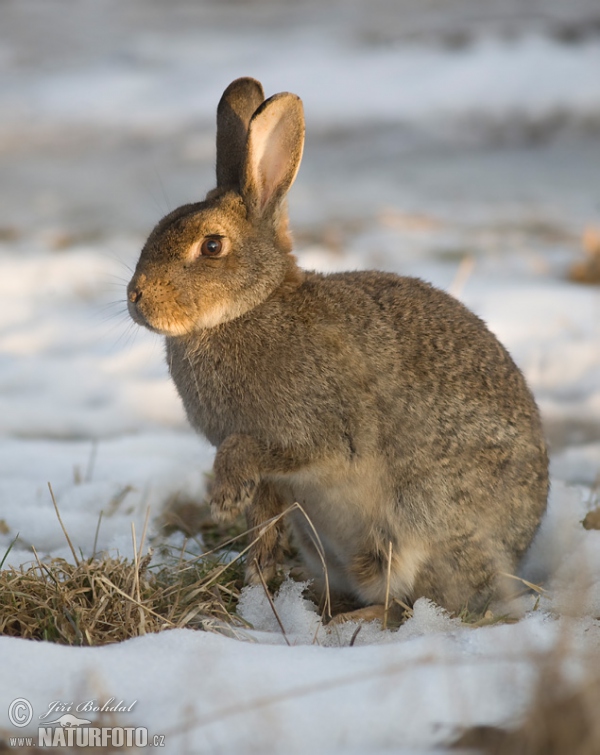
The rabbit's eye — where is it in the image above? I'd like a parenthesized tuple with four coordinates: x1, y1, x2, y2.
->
(200, 237, 223, 257)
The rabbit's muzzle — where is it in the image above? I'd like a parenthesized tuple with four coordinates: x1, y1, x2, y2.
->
(127, 274, 167, 332)
(127, 279, 149, 328)
(127, 272, 222, 335)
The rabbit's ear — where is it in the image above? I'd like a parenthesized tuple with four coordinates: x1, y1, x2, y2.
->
(216, 78, 265, 189)
(241, 93, 305, 217)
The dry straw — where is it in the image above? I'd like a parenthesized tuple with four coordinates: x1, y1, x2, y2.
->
(0, 485, 252, 646)
(0, 493, 332, 647)
(0, 547, 248, 646)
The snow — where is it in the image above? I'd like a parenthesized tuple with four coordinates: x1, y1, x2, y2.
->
(1, 2, 600, 752)
(3, 31, 600, 137)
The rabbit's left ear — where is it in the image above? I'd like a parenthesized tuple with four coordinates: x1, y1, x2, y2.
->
(216, 77, 265, 189)
(241, 93, 305, 217)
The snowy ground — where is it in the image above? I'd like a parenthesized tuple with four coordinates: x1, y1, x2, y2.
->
(1, 1, 600, 752)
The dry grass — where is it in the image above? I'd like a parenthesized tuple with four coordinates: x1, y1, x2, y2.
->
(0, 544, 247, 646)
(0, 493, 314, 646)
(568, 226, 600, 285)
(0, 482, 282, 645)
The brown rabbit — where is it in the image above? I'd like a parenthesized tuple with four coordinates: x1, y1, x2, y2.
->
(127, 77, 548, 617)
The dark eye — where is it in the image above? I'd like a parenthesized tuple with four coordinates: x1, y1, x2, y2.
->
(200, 237, 223, 257)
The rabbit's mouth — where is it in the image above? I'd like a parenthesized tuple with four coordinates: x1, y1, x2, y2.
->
(126, 285, 177, 335)
(126, 277, 179, 335)
(127, 287, 240, 336)
(127, 298, 156, 331)
(127, 298, 191, 336)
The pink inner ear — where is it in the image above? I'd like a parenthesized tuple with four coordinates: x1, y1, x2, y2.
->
(244, 93, 304, 216)
(252, 111, 295, 213)
(260, 118, 290, 207)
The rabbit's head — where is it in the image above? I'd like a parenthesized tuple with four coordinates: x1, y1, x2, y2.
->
(127, 78, 305, 336)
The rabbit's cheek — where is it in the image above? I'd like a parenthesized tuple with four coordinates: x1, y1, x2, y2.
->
(193, 298, 236, 329)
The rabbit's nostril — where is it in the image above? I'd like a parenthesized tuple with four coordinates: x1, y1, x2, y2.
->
(128, 289, 142, 304)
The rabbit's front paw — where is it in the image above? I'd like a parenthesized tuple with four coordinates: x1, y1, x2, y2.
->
(245, 552, 278, 585)
(210, 476, 258, 524)
(210, 434, 262, 523)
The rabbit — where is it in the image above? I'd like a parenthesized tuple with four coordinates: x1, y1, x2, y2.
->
(127, 77, 549, 618)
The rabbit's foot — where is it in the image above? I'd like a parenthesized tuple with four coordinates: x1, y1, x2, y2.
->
(243, 480, 286, 585)
(245, 555, 278, 586)
(210, 477, 258, 524)
(329, 604, 386, 625)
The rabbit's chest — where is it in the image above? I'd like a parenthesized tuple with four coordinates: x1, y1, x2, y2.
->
(167, 333, 342, 448)
(274, 454, 391, 555)
(170, 359, 241, 444)
(167, 337, 285, 445)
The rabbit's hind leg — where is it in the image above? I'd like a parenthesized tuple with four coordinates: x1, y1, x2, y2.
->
(410, 532, 515, 617)
(347, 530, 428, 609)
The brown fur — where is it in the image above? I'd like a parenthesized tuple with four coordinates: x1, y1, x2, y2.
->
(128, 78, 549, 616)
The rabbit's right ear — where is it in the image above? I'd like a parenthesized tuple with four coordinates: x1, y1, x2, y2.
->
(216, 77, 265, 189)
(241, 92, 305, 218)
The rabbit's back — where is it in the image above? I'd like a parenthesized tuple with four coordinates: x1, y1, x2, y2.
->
(326, 270, 545, 451)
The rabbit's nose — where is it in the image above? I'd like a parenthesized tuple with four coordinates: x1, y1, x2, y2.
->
(128, 274, 146, 304)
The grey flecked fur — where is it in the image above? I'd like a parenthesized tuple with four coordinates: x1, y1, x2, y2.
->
(128, 78, 548, 615)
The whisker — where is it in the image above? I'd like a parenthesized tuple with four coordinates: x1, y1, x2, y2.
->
(153, 168, 172, 215)
(98, 314, 134, 341)
(98, 311, 130, 329)
(103, 273, 131, 285)
(95, 246, 138, 274)
(112, 320, 140, 351)
(95, 300, 128, 313)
